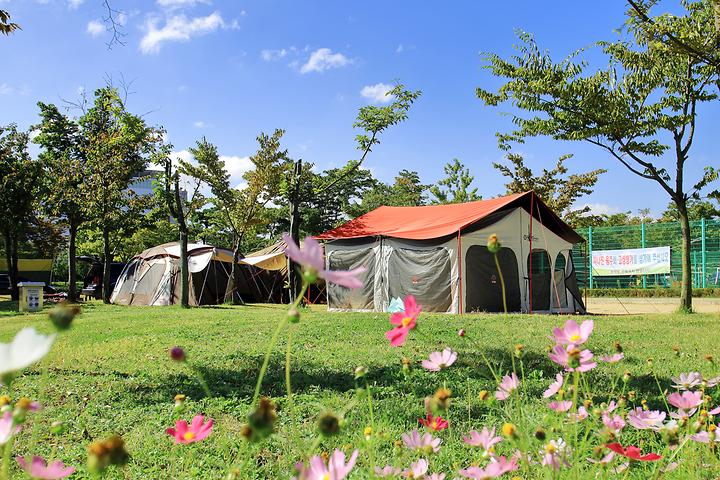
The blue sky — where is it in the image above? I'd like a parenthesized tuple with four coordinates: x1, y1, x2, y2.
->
(1, 0, 717, 217)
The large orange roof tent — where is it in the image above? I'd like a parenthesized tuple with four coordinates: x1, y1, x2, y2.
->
(318, 191, 586, 314)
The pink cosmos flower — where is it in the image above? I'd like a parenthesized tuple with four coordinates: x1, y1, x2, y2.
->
(627, 407, 665, 430)
(402, 459, 428, 478)
(458, 456, 518, 479)
(599, 353, 624, 363)
(548, 345, 597, 372)
(543, 373, 564, 399)
(294, 449, 358, 480)
(671, 372, 703, 390)
(426, 475, 446, 480)
(422, 348, 457, 371)
(402, 429, 442, 454)
(602, 413, 626, 434)
(166, 415, 213, 444)
(541, 438, 571, 470)
(16, 456, 75, 479)
(568, 406, 589, 422)
(548, 401, 573, 413)
(552, 319, 593, 346)
(587, 451, 615, 465)
(603, 400, 618, 414)
(495, 372, 519, 400)
(691, 427, 719, 443)
(668, 391, 703, 411)
(710, 406, 720, 415)
(385, 295, 421, 347)
(282, 234, 366, 289)
(0, 412, 20, 445)
(463, 427, 502, 451)
(419, 414, 449, 432)
(374, 466, 401, 477)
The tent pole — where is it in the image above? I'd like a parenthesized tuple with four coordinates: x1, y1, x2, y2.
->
(529, 192, 534, 314)
(457, 230, 463, 314)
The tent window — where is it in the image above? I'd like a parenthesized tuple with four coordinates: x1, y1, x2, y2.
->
(387, 247, 452, 313)
(327, 248, 376, 309)
(528, 249, 551, 311)
(552, 253, 568, 309)
(465, 246, 521, 313)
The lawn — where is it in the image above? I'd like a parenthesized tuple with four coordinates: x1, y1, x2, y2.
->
(1, 300, 720, 478)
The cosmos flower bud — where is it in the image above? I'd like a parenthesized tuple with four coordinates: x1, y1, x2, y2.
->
(401, 357, 411, 373)
(432, 388, 452, 412)
(243, 397, 277, 443)
(354, 366, 367, 379)
(0, 396, 10, 408)
(87, 435, 129, 474)
(628, 391, 636, 401)
(174, 394, 187, 412)
(502, 423, 518, 439)
(170, 346, 186, 362)
(364, 426, 373, 440)
(301, 268, 318, 285)
(49, 303, 81, 331)
(50, 421, 66, 436)
(287, 308, 300, 324)
(672, 346, 680, 356)
(458, 328, 466, 337)
(705, 354, 714, 364)
(487, 234, 501, 254)
(478, 390, 490, 401)
(646, 357, 654, 368)
(318, 412, 341, 437)
(622, 371, 631, 383)
(592, 445, 606, 460)
(614, 342, 623, 353)
(567, 348, 581, 369)
(514, 344, 524, 359)
(534, 427, 546, 441)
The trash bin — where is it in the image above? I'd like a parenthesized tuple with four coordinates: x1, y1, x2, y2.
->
(18, 282, 44, 312)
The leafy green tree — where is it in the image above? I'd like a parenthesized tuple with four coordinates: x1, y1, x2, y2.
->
(347, 169, 428, 217)
(0, 124, 42, 300)
(78, 87, 161, 303)
(477, 3, 719, 311)
(181, 132, 290, 304)
(0, 10, 20, 35)
(34, 102, 87, 302)
(660, 198, 720, 222)
(429, 158, 480, 204)
(494, 153, 606, 226)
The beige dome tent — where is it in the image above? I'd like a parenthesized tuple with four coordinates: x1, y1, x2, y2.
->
(110, 242, 284, 306)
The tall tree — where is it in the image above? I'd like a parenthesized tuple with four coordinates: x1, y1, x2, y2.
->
(477, 4, 719, 312)
(429, 158, 480, 204)
(34, 102, 87, 302)
(494, 153, 606, 226)
(0, 10, 20, 35)
(660, 198, 720, 222)
(181, 133, 290, 304)
(347, 169, 428, 217)
(79, 87, 160, 303)
(0, 125, 42, 300)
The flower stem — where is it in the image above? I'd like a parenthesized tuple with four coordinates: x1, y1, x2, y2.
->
(192, 365, 212, 398)
(285, 325, 294, 410)
(494, 253, 508, 317)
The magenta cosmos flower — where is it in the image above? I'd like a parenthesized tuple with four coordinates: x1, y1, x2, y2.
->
(294, 449, 358, 480)
(402, 429, 442, 454)
(548, 345, 597, 372)
(458, 456, 518, 479)
(627, 407, 665, 430)
(422, 348, 457, 371)
(463, 427, 502, 452)
(419, 414, 449, 431)
(552, 319, 593, 346)
(166, 414, 213, 444)
(385, 295, 421, 347)
(495, 372, 519, 400)
(282, 234, 366, 289)
(543, 373, 564, 399)
(16, 456, 75, 479)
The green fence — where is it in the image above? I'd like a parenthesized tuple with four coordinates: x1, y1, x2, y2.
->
(571, 219, 720, 289)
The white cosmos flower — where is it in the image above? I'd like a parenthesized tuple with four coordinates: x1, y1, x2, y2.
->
(0, 328, 56, 378)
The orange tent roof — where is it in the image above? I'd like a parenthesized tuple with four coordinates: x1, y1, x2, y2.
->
(316, 191, 583, 243)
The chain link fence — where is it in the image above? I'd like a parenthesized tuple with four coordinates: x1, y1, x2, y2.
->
(571, 219, 720, 290)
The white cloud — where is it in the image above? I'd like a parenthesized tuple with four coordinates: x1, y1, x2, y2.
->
(157, 0, 210, 8)
(261, 48, 287, 61)
(360, 83, 395, 104)
(140, 11, 227, 54)
(0, 83, 29, 96)
(86, 20, 104, 37)
(0, 83, 12, 95)
(170, 150, 253, 193)
(68, 0, 83, 9)
(579, 203, 622, 216)
(395, 44, 404, 53)
(193, 121, 206, 128)
(299, 48, 352, 74)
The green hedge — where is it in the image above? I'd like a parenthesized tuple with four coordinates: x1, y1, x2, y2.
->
(586, 287, 720, 298)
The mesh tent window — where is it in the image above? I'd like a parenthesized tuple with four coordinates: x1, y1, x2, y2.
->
(465, 245, 521, 313)
(552, 252, 568, 309)
(529, 249, 552, 311)
(386, 247, 452, 313)
(327, 248, 376, 309)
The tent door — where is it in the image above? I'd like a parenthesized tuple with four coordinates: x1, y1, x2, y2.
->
(528, 249, 552, 311)
(465, 245, 521, 313)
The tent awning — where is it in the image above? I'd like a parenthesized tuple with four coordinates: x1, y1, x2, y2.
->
(316, 191, 583, 244)
(239, 251, 287, 271)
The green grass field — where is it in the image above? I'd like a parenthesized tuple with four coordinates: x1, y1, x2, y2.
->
(1, 300, 720, 478)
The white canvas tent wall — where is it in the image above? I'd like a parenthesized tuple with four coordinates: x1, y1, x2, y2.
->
(316, 191, 586, 314)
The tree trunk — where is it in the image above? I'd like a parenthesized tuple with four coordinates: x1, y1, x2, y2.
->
(231, 239, 243, 305)
(102, 227, 112, 304)
(68, 221, 78, 303)
(3, 231, 19, 302)
(179, 227, 189, 308)
(288, 159, 303, 302)
(676, 198, 693, 312)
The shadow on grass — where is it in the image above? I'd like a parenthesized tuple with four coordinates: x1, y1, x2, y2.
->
(124, 348, 676, 411)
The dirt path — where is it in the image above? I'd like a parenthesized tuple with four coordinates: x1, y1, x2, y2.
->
(586, 297, 720, 315)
